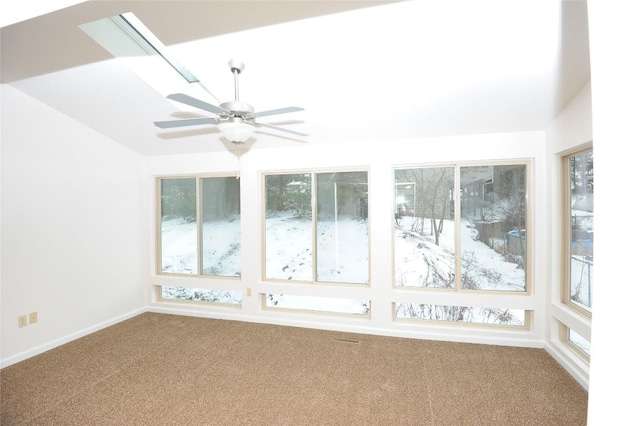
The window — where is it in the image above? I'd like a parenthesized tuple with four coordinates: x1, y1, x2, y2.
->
(564, 148, 593, 314)
(394, 303, 526, 327)
(264, 170, 369, 284)
(159, 176, 241, 277)
(157, 176, 241, 304)
(393, 162, 530, 326)
(160, 286, 242, 305)
(264, 294, 370, 316)
(263, 170, 369, 315)
(201, 177, 242, 277)
(160, 177, 197, 274)
(394, 167, 456, 288)
(460, 164, 527, 291)
(394, 162, 529, 292)
(568, 328, 591, 358)
(264, 173, 313, 281)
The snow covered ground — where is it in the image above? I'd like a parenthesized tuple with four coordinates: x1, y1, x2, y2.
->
(160, 210, 530, 325)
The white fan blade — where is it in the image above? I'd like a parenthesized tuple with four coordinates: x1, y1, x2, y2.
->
(255, 122, 308, 137)
(167, 93, 229, 115)
(154, 117, 218, 129)
(254, 106, 304, 118)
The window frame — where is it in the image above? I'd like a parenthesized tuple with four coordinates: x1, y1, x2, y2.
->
(562, 146, 593, 318)
(393, 302, 530, 329)
(261, 167, 371, 286)
(560, 324, 591, 362)
(392, 159, 533, 294)
(155, 173, 242, 279)
(261, 293, 372, 318)
(155, 286, 243, 308)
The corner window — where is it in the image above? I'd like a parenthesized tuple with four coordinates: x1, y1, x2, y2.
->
(565, 148, 593, 314)
(568, 327, 591, 358)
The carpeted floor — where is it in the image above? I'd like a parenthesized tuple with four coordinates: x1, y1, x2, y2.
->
(1, 312, 588, 425)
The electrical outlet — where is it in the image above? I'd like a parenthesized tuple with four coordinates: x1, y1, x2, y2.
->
(18, 315, 28, 328)
(29, 311, 38, 324)
(246, 287, 252, 297)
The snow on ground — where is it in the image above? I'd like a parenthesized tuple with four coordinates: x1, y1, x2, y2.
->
(394, 216, 525, 291)
(161, 216, 241, 277)
(161, 211, 527, 323)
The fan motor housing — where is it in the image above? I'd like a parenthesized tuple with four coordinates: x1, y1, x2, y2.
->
(220, 100, 254, 118)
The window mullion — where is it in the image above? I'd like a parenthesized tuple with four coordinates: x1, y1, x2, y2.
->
(197, 177, 203, 276)
(311, 172, 318, 284)
(454, 164, 461, 291)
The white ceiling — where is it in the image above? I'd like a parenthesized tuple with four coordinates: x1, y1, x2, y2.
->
(1, 0, 590, 156)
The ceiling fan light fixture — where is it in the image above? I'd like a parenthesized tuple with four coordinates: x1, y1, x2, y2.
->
(218, 119, 255, 143)
(154, 60, 307, 144)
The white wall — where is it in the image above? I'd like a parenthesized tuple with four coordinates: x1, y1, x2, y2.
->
(545, 81, 592, 388)
(587, 0, 640, 423)
(0, 85, 147, 366)
(147, 130, 548, 349)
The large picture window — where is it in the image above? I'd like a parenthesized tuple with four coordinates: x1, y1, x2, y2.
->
(264, 170, 369, 284)
(394, 162, 528, 293)
(158, 176, 241, 277)
(565, 148, 593, 314)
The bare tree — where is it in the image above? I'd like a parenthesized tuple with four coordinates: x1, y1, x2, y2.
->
(403, 167, 454, 246)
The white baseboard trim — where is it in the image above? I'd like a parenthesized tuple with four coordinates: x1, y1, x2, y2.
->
(148, 304, 545, 349)
(0, 307, 146, 369)
(545, 341, 590, 390)
(2, 304, 560, 379)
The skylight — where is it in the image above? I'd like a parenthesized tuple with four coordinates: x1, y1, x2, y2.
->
(80, 12, 198, 84)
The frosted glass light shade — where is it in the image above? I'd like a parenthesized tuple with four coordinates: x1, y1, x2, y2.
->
(218, 121, 255, 143)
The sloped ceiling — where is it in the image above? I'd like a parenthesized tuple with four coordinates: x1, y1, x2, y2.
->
(1, 0, 591, 156)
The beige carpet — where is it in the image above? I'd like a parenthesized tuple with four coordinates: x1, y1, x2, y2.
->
(1, 313, 588, 425)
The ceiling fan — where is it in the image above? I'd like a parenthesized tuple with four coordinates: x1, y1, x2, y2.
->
(154, 59, 307, 144)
